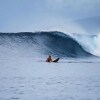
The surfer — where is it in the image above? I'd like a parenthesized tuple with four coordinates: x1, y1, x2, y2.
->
(46, 56, 60, 63)
(46, 55, 52, 62)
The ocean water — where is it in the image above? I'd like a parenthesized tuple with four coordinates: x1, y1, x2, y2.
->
(0, 57, 100, 100)
(0, 32, 100, 100)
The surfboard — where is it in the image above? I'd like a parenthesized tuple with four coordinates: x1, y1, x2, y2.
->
(52, 58, 60, 62)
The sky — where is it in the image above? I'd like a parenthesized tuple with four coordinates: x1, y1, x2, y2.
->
(0, 0, 100, 33)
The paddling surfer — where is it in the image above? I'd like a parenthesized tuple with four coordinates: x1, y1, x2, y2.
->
(46, 55, 52, 62)
(46, 56, 60, 63)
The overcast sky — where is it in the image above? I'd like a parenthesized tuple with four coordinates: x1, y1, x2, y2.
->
(0, 0, 100, 33)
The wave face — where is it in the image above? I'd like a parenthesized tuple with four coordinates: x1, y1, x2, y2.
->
(0, 32, 93, 58)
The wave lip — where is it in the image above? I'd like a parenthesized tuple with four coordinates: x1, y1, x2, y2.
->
(0, 31, 94, 58)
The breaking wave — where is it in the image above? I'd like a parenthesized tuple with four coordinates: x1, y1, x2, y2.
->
(0, 31, 97, 58)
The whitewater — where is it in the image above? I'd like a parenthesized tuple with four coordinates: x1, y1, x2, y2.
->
(0, 31, 100, 100)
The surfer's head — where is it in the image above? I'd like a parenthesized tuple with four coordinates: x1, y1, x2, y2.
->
(49, 55, 51, 58)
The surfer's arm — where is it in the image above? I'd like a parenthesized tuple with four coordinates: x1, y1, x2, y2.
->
(51, 58, 52, 62)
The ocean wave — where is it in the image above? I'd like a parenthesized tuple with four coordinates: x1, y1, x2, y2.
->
(0, 31, 94, 58)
